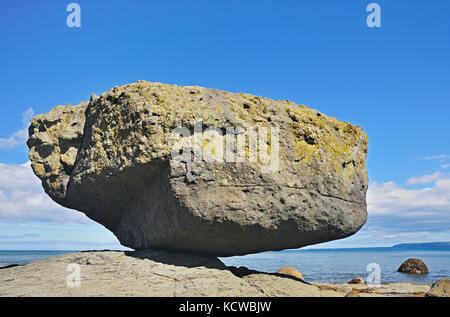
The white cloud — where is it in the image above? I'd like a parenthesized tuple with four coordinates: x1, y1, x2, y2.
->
(0, 107, 34, 150)
(367, 177, 450, 217)
(413, 154, 450, 162)
(406, 171, 448, 185)
(442, 164, 450, 169)
(0, 161, 90, 223)
(0, 233, 39, 239)
(376, 231, 431, 240)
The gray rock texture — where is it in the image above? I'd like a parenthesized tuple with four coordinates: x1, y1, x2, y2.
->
(397, 258, 429, 275)
(27, 81, 369, 256)
(0, 252, 430, 297)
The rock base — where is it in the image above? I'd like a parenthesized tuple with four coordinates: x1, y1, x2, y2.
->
(0, 251, 432, 297)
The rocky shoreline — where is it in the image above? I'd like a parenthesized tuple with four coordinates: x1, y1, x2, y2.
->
(0, 251, 439, 297)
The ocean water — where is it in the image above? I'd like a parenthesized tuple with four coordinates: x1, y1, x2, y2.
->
(220, 248, 450, 284)
(0, 250, 75, 267)
(1, 248, 449, 284)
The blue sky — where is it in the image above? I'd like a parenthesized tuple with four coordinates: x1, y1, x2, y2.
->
(0, 0, 449, 250)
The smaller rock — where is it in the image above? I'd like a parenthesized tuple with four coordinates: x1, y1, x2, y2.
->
(397, 258, 429, 275)
(426, 278, 450, 297)
(228, 266, 259, 278)
(277, 266, 304, 280)
(347, 277, 365, 285)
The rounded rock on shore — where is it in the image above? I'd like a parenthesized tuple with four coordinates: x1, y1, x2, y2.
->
(347, 277, 365, 285)
(397, 258, 429, 275)
(277, 266, 304, 280)
(426, 278, 450, 297)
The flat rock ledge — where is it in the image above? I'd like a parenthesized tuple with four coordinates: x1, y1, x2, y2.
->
(0, 251, 431, 297)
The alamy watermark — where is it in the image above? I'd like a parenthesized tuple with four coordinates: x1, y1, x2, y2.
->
(64, 3, 380, 29)
(66, 3, 81, 28)
(366, 263, 381, 286)
(66, 263, 81, 288)
(171, 121, 279, 173)
(366, 3, 381, 28)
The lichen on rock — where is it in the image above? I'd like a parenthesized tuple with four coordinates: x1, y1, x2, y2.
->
(27, 81, 369, 256)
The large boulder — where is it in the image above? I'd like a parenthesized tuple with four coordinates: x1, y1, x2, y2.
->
(277, 266, 304, 280)
(426, 278, 450, 297)
(397, 258, 429, 275)
(27, 81, 369, 256)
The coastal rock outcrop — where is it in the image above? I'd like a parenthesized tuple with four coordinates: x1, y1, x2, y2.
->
(397, 258, 429, 275)
(27, 81, 369, 256)
(277, 266, 304, 280)
(426, 278, 450, 297)
(0, 251, 335, 297)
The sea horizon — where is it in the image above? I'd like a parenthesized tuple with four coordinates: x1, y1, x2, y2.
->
(2, 240, 449, 252)
(2, 244, 449, 285)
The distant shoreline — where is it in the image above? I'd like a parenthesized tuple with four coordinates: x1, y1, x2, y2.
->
(1, 247, 449, 285)
(1, 241, 450, 252)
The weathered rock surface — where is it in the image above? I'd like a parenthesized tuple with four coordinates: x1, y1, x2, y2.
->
(337, 283, 431, 297)
(397, 258, 429, 275)
(27, 81, 369, 256)
(277, 266, 304, 280)
(426, 278, 450, 297)
(0, 252, 430, 297)
(0, 251, 259, 297)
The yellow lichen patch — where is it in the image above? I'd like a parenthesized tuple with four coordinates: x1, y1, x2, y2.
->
(32, 163, 45, 177)
(226, 93, 273, 127)
(286, 103, 368, 180)
(60, 147, 78, 167)
(44, 153, 62, 175)
(34, 81, 367, 190)
(28, 147, 43, 163)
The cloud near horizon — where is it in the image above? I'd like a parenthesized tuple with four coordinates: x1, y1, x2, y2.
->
(0, 161, 90, 224)
(367, 178, 450, 218)
(406, 172, 449, 185)
(413, 154, 450, 162)
(361, 167, 450, 246)
(0, 108, 34, 150)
